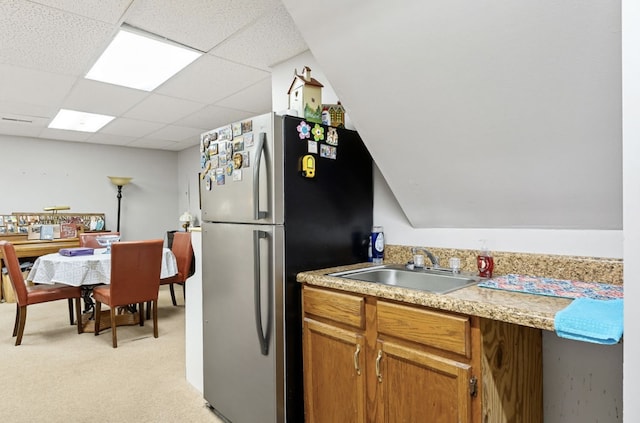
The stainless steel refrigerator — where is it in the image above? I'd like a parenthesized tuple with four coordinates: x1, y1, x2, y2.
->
(200, 112, 372, 422)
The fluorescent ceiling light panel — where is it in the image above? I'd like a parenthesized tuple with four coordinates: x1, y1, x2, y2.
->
(48, 109, 115, 132)
(85, 28, 202, 91)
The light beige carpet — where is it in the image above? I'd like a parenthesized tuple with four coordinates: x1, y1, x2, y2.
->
(0, 286, 222, 423)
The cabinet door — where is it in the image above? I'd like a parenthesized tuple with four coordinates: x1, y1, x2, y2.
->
(303, 318, 366, 423)
(377, 340, 473, 423)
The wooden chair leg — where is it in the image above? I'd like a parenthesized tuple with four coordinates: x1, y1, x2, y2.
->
(169, 283, 177, 306)
(75, 298, 83, 334)
(139, 302, 144, 326)
(68, 298, 74, 325)
(146, 300, 151, 321)
(110, 308, 117, 348)
(13, 303, 20, 337)
(153, 300, 158, 339)
(94, 301, 102, 336)
(15, 305, 27, 346)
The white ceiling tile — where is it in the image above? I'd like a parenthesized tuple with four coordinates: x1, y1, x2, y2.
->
(0, 101, 57, 121)
(216, 77, 273, 113)
(39, 127, 93, 142)
(164, 138, 200, 150)
(0, 0, 115, 76)
(0, 119, 45, 137)
(0, 111, 49, 126)
(157, 55, 269, 104)
(176, 137, 200, 149)
(0, 0, 299, 151)
(125, 0, 282, 52)
(147, 125, 202, 142)
(0, 64, 77, 107)
(100, 117, 164, 137)
(85, 132, 138, 146)
(29, 0, 132, 24)
(211, 5, 308, 70)
(62, 79, 149, 116)
(128, 137, 179, 150)
(123, 94, 207, 124)
(176, 105, 257, 131)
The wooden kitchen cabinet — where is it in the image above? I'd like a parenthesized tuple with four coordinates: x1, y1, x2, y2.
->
(302, 286, 366, 423)
(375, 301, 477, 422)
(375, 339, 473, 422)
(302, 284, 543, 423)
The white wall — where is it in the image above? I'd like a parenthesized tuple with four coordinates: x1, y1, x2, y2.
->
(622, 0, 640, 420)
(374, 168, 623, 258)
(0, 135, 179, 241)
(272, 50, 624, 422)
(177, 145, 202, 227)
(283, 0, 622, 231)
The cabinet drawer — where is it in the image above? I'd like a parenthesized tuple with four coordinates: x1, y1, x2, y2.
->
(303, 286, 365, 329)
(377, 301, 470, 357)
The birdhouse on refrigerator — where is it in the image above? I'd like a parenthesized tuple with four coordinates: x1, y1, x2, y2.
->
(287, 66, 324, 123)
(323, 102, 346, 128)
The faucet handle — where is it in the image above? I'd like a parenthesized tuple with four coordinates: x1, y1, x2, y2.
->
(449, 257, 461, 273)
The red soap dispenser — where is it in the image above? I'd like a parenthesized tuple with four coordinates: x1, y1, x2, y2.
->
(477, 240, 494, 278)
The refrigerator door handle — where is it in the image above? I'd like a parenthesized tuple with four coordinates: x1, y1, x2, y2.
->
(253, 229, 270, 355)
(253, 132, 268, 220)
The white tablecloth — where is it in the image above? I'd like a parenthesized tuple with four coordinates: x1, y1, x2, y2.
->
(27, 248, 177, 286)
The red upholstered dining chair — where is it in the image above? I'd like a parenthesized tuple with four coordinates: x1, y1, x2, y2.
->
(0, 241, 82, 346)
(75, 232, 121, 315)
(79, 231, 120, 248)
(146, 232, 193, 320)
(93, 239, 163, 348)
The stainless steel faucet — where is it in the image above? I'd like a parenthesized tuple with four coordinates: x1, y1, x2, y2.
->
(411, 247, 440, 268)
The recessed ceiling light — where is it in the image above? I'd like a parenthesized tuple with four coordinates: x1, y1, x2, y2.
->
(85, 26, 202, 91)
(48, 109, 115, 132)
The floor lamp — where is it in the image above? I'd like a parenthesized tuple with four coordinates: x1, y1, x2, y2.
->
(108, 176, 132, 232)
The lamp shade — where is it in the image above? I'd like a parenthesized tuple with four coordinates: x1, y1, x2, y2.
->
(108, 176, 132, 186)
(179, 211, 193, 223)
(43, 205, 71, 211)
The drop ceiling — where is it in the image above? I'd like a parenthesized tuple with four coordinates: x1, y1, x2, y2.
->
(0, 0, 308, 151)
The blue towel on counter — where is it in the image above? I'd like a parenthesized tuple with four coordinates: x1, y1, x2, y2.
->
(554, 298, 623, 345)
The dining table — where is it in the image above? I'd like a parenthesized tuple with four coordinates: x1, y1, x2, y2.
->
(26, 247, 178, 332)
(28, 247, 177, 286)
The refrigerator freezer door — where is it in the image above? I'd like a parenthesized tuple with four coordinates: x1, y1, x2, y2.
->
(200, 113, 284, 225)
(202, 221, 285, 423)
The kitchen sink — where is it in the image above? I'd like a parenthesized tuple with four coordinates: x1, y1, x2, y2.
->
(328, 265, 481, 294)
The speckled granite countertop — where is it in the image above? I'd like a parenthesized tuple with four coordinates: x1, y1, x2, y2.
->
(297, 245, 623, 332)
(297, 262, 572, 332)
